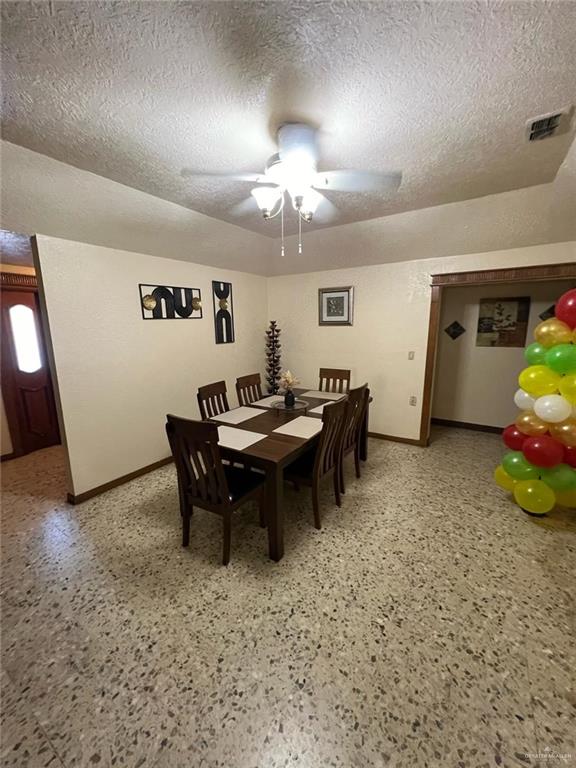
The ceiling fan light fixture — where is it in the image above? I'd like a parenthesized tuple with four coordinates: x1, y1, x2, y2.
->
(251, 185, 282, 218)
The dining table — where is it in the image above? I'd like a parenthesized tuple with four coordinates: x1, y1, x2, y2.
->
(208, 387, 370, 561)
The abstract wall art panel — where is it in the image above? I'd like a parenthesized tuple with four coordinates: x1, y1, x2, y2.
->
(212, 281, 235, 344)
(139, 285, 202, 320)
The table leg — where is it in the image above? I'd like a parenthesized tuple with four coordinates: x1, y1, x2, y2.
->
(360, 401, 369, 461)
(266, 463, 284, 562)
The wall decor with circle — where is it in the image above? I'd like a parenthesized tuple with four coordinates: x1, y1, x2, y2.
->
(139, 284, 202, 320)
(212, 281, 235, 344)
(318, 286, 354, 326)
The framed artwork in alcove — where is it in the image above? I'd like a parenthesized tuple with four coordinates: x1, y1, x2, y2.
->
(476, 296, 530, 347)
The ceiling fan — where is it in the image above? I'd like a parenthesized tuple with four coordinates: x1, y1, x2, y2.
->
(182, 122, 402, 255)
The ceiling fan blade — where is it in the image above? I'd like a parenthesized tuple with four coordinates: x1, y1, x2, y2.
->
(277, 123, 319, 165)
(314, 194, 338, 224)
(181, 169, 265, 183)
(313, 170, 402, 193)
(229, 197, 258, 217)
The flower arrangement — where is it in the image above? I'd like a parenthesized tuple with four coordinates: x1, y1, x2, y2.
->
(279, 369, 299, 392)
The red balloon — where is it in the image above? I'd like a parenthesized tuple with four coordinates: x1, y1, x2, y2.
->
(555, 288, 576, 330)
(565, 446, 576, 468)
(502, 424, 526, 451)
(522, 436, 565, 468)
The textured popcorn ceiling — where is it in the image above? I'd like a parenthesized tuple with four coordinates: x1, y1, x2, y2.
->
(2, 0, 576, 237)
(0, 230, 33, 267)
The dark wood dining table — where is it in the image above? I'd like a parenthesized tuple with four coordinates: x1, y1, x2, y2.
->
(209, 388, 369, 562)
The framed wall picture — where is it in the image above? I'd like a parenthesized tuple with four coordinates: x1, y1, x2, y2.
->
(139, 284, 202, 320)
(318, 286, 354, 326)
(476, 296, 530, 347)
(212, 281, 235, 343)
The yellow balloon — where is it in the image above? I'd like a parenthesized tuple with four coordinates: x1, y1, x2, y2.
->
(518, 365, 561, 397)
(534, 318, 573, 348)
(494, 465, 516, 492)
(559, 373, 576, 405)
(513, 479, 556, 515)
(514, 410, 549, 436)
(555, 488, 576, 508)
(549, 417, 576, 447)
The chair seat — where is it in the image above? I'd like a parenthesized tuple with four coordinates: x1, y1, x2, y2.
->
(285, 448, 316, 480)
(223, 465, 265, 503)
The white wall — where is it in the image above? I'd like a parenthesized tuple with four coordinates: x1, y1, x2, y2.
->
(267, 242, 576, 441)
(0, 141, 272, 275)
(433, 281, 575, 428)
(35, 235, 268, 496)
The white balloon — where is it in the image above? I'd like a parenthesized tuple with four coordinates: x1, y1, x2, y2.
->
(514, 388, 535, 411)
(534, 394, 572, 423)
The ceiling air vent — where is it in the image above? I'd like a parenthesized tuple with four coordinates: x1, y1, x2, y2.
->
(526, 110, 568, 141)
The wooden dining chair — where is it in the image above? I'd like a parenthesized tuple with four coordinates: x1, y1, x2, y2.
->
(285, 398, 348, 529)
(318, 367, 351, 394)
(236, 373, 263, 406)
(339, 384, 370, 493)
(165, 415, 266, 565)
(197, 380, 230, 420)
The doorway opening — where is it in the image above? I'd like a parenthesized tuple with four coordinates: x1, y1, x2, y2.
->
(420, 263, 576, 445)
(1, 229, 61, 461)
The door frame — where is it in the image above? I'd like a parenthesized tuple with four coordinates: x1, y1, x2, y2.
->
(419, 262, 576, 446)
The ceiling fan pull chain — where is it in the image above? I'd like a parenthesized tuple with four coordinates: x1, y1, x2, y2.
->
(280, 198, 285, 257)
(298, 213, 302, 255)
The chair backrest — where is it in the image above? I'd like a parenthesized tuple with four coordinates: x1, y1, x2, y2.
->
(165, 414, 229, 508)
(319, 367, 351, 394)
(314, 398, 348, 479)
(236, 373, 263, 406)
(197, 380, 230, 420)
(342, 384, 369, 452)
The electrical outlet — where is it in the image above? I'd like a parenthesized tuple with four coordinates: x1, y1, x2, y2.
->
(408, 351, 415, 360)
(409, 396, 417, 406)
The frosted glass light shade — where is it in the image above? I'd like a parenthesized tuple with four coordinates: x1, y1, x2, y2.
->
(251, 186, 282, 212)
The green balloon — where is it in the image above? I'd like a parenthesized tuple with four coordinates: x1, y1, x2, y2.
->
(540, 464, 576, 492)
(502, 451, 539, 481)
(544, 343, 576, 375)
(524, 342, 547, 365)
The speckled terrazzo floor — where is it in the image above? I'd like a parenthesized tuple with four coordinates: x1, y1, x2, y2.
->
(1, 428, 575, 768)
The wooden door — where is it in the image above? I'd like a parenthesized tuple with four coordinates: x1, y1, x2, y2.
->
(1, 287, 60, 457)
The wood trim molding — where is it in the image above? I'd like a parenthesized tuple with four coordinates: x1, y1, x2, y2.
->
(431, 262, 576, 287)
(1, 271, 38, 290)
(431, 418, 502, 434)
(368, 431, 425, 447)
(67, 456, 173, 505)
(419, 284, 442, 446)
(1, 451, 16, 462)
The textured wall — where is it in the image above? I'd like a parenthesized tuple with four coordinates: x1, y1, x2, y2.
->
(35, 235, 268, 496)
(433, 281, 575, 428)
(1, 142, 272, 275)
(266, 242, 576, 441)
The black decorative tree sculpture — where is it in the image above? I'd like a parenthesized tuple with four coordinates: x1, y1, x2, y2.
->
(265, 321, 282, 394)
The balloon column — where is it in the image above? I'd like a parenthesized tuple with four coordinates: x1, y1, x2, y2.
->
(494, 288, 576, 515)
